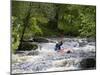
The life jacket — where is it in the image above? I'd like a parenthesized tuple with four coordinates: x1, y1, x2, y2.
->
(56, 41, 63, 47)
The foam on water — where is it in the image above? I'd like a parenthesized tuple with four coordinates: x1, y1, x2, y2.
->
(12, 38, 96, 74)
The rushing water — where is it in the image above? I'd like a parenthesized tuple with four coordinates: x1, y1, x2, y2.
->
(12, 38, 96, 74)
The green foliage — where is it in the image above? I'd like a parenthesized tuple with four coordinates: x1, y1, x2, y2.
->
(58, 5, 81, 36)
(12, 16, 21, 53)
(11, 1, 96, 53)
(28, 17, 43, 36)
(79, 6, 96, 37)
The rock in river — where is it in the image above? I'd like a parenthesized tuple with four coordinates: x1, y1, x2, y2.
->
(18, 42, 38, 51)
(79, 58, 96, 69)
(33, 37, 49, 43)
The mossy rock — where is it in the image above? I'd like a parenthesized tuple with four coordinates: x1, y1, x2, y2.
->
(18, 42, 38, 51)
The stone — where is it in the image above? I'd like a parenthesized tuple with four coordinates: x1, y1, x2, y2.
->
(27, 51, 39, 55)
(79, 58, 96, 69)
(18, 42, 38, 51)
(33, 37, 49, 43)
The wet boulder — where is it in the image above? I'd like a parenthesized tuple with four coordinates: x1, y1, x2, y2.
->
(88, 42, 95, 46)
(79, 41, 88, 47)
(87, 38, 95, 42)
(27, 50, 39, 55)
(33, 37, 49, 43)
(79, 58, 96, 69)
(53, 59, 68, 67)
(18, 42, 38, 51)
(78, 39, 88, 47)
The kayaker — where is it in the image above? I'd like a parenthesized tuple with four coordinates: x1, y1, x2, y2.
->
(55, 40, 63, 51)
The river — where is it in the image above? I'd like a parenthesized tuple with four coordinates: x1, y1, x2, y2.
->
(12, 37, 96, 74)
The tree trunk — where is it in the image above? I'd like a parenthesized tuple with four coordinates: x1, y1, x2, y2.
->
(18, 3, 32, 50)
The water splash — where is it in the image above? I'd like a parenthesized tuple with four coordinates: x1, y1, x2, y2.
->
(12, 38, 96, 74)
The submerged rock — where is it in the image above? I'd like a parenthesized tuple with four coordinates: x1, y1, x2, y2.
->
(53, 59, 68, 67)
(79, 41, 88, 47)
(79, 58, 96, 69)
(27, 51, 39, 55)
(87, 38, 95, 42)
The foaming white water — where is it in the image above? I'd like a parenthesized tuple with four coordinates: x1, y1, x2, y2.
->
(12, 38, 96, 74)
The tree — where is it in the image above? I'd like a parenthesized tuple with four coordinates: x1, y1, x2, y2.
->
(12, 1, 96, 53)
(76, 6, 96, 37)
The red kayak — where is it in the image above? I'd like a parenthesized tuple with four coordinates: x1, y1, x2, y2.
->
(58, 48, 72, 55)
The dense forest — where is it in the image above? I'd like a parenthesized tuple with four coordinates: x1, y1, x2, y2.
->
(12, 1, 96, 53)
